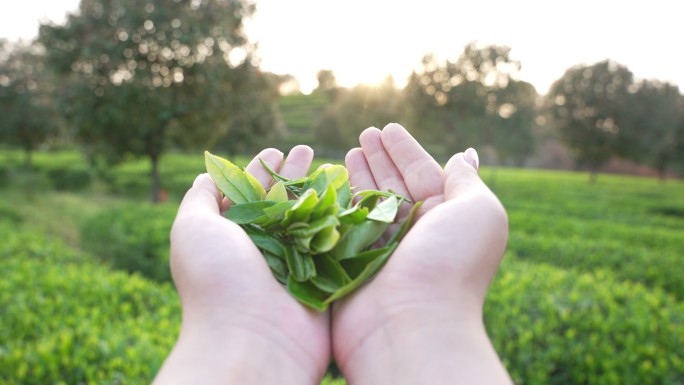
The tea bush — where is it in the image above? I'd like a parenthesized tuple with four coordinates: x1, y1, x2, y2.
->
(0, 228, 180, 384)
(0, 163, 10, 188)
(80, 204, 177, 282)
(486, 259, 684, 385)
(498, 171, 684, 299)
(508, 225, 684, 299)
(45, 166, 92, 191)
(0, 227, 351, 385)
(0, 200, 22, 224)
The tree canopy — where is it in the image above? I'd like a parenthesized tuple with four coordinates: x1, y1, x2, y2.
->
(403, 42, 537, 163)
(39, 0, 277, 201)
(0, 41, 58, 169)
(628, 80, 683, 178)
(546, 60, 636, 180)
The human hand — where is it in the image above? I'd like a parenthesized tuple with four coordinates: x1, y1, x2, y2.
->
(153, 146, 330, 385)
(332, 123, 513, 384)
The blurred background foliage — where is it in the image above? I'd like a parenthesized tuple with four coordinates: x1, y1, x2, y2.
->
(1, 0, 683, 384)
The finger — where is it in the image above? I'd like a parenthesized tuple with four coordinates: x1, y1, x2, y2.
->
(359, 127, 411, 198)
(345, 147, 378, 196)
(380, 123, 443, 202)
(443, 149, 486, 200)
(278, 145, 314, 179)
(245, 148, 284, 188)
(177, 173, 223, 216)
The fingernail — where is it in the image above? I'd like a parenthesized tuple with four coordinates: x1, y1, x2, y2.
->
(464, 148, 479, 171)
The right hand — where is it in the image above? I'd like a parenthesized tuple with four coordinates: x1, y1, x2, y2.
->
(332, 123, 513, 385)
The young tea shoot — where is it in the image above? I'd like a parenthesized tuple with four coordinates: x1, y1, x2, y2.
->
(205, 151, 422, 311)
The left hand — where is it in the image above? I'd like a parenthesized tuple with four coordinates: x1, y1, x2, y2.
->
(153, 145, 330, 385)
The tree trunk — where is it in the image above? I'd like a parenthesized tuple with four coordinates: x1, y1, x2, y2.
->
(657, 161, 668, 182)
(150, 153, 161, 204)
(22, 134, 33, 170)
(24, 147, 33, 171)
(589, 164, 598, 184)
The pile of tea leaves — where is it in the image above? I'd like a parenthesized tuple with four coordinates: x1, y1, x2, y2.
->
(205, 151, 421, 310)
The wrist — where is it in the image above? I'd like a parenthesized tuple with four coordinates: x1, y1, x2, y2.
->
(154, 308, 320, 385)
(336, 301, 511, 385)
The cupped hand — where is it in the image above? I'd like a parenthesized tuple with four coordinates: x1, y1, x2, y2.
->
(154, 145, 330, 385)
(332, 123, 512, 384)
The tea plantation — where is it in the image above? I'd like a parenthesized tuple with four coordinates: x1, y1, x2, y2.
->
(1, 150, 683, 384)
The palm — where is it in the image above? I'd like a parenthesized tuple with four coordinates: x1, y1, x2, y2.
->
(332, 124, 508, 373)
(171, 146, 331, 380)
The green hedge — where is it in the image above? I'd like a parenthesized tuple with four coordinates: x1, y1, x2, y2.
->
(80, 204, 177, 282)
(45, 166, 92, 191)
(0, 227, 180, 384)
(486, 259, 684, 385)
(3, 222, 683, 384)
(0, 226, 348, 385)
(507, 211, 684, 299)
(0, 200, 22, 224)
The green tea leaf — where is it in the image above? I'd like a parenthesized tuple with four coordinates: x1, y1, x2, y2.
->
(331, 220, 389, 261)
(266, 181, 289, 202)
(205, 151, 264, 204)
(287, 277, 328, 311)
(288, 215, 340, 238)
(225, 201, 276, 224)
(355, 189, 409, 202)
(246, 171, 267, 200)
(338, 205, 369, 224)
(324, 243, 398, 305)
(294, 235, 314, 252)
(336, 181, 352, 209)
(340, 245, 394, 279)
(366, 196, 399, 223)
(264, 252, 288, 284)
(311, 185, 338, 218)
(259, 158, 307, 196)
(310, 225, 340, 253)
(285, 246, 316, 282)
(311, 254, 351, 294)
(260, 201, 297, 228)
(244, 226, 286, 258)
(283, 189, 318, 225)
(306, 165, 348, 194)
(388, 201, 424, 244)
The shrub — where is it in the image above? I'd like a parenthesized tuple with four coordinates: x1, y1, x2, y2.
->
(0, 201, 22, 224)
(80, 204, 177, 282)
(45, 167, 92, 191)
(0, 229, 180, 384)
(485, 259, 684, 385)
(507, 211, 684, 299)
(0, 163, 10, 188)
(0, 227, 348, 384)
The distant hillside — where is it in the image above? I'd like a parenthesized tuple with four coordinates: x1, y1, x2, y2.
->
(277, 92, 330, 148)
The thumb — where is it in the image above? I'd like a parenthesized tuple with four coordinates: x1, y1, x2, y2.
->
(177, 173, 223, 217)
(443, 148, 486, 200)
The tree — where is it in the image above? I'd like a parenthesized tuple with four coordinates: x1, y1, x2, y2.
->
(39, 0, 277, 202)
(313, 76, 401, 155)
(0, 41, 58, 169)
(546, 60, 636, 182)
(491, 80, 538, 166)
(402, 42, 536, 163)
(314, 69, 339, 100)
(629, 80, 682, 179)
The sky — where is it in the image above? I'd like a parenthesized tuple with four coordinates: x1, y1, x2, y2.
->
(1, 0, 681, 95)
